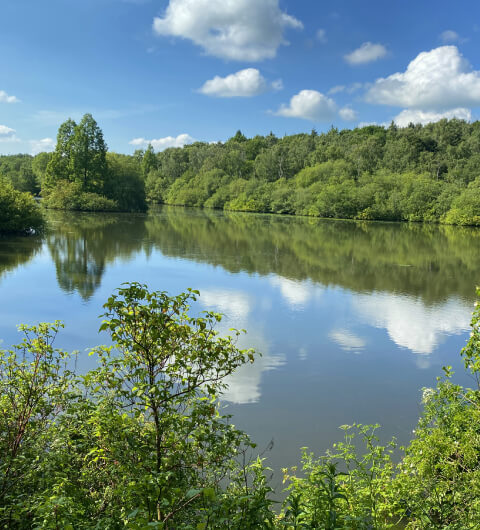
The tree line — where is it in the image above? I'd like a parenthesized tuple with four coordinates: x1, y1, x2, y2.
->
(2, 116, 480, 232)
(142, 121, 480, 225)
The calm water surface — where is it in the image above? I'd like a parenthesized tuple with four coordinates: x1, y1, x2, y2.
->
(1, 206, 479, 481)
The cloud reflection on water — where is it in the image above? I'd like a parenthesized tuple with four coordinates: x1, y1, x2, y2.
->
(199, 288, 285, 404)
(353, 292, 471, 354)
(329, 329, 366, 352)
(268, 275, 322, 308)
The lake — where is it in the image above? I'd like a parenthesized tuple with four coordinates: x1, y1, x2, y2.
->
(0, 206, 478, 484)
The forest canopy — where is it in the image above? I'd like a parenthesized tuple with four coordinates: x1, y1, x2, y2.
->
(2, 118, 480, 223)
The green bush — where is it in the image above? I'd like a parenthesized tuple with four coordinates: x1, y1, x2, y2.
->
(0, 179, 44, 234)
(43, 181, 118, 212)
(2, 284, 480, 528)
(444, 183, 480, 226)
(0, 284, 263, 529)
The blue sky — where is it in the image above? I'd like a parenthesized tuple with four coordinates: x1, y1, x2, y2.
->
(1, 0, 480, 154)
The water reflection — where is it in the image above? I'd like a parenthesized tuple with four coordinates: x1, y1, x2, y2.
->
(353, 293, 471, 355)
(45, 211, 147, 300)
(268, 276, 319, 308)
(198, 288, 285, 404)
(146, 207, 480, 304)
(39, 207, 480, 307)
(329, 329, 366, 353)
(1, 206, 480, 471)
(0, 235, 42, 282)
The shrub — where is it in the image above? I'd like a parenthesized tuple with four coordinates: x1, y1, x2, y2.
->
(0, 178, 44, 234)
(43, 181, 118, 212)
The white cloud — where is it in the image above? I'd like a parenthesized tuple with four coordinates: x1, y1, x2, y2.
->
(329, 329, 366, 352)
(393, 107, 471, 127)
(199, 68, 281, 97)
(0, 125, 16, 138)
(339, 106, 358, 121)
(316, 28, 327, 43)
(0, 90, 20, 103)
(274, 89, 337, 122)
(344, 42, 387, 65)
(354, 292, 471, 355)
(271, 79, 284, 91)
(330, 82, 364, 95)
(0, 125, 20, 143)
(328, 85, 345, 95)
(129, 133, 195, 151)
(153, 0, 303, 61)
(440, 30, 460, 43)
(30, 138, 55, 155)
(366, 46, 480, 110)
(347, 82, 364, 93)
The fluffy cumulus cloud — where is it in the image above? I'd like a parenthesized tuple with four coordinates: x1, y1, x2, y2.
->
(0, 125, 19, 142)
(344, 42, 387, 65)
(153, 0, 303, 61)
(274, 90, 337, 122)
(0, 90, 19, 103)
(129, 133, 195, 151)
(199, 68, 281, 97)
(393, 107, 471, 127)
(0, 125, 16, 138)
(30, 138, 55, 155)
(339, 106, 358, 121)
(366, 46, 480, 110)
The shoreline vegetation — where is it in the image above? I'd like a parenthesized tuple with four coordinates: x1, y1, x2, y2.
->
(1, 116, 480, 234)
(1, 282, 480, 528)
(0, 179, 44, 235)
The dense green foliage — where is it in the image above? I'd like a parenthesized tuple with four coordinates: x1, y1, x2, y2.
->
(43, 181, 119, 212)
(43, 115, 108, 194)
(0, 154, 40, 195)
(40, 114, 146, 212)
(140, 120, 480, 225)
(1, 282, 480, 528)
(3, 118, 480, 222)
(0, 179, 44, 234)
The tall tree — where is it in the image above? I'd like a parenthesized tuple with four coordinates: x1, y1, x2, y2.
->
(43, 114, 108, 194)
(71, 113, 108, 193)
(43, 118, 76, 190)
(141, 143, 156, 178)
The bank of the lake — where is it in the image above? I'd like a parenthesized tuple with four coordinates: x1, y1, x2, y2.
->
(3, 120, 480, 225)
(1, 205, 479, 526)
(0, 206, 476, 459)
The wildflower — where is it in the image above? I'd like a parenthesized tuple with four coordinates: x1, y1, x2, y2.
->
(421, 388, 435, 404)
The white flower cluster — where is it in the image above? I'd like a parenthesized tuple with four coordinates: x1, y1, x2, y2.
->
(421, 387, 436, 404)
